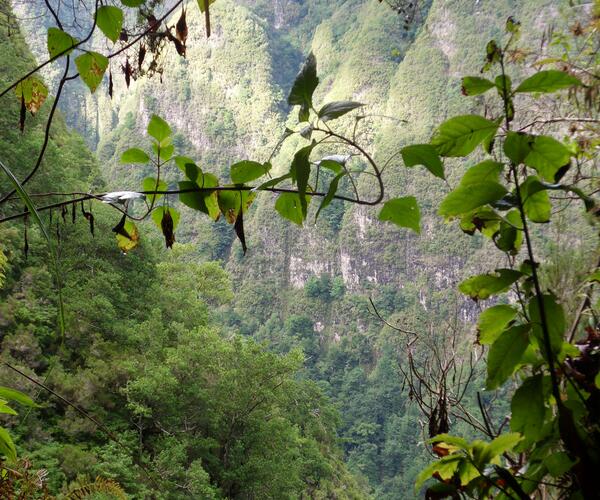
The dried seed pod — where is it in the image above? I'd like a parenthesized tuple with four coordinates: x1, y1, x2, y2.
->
(138, 44, 146, 71)
(176, 7, 187, 44)
(161, 209, 175, 248)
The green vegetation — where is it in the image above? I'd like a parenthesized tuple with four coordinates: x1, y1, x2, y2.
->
(1, 0, 599, 498)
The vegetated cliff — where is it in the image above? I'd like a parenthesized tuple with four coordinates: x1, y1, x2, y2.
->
(12, 0, 586, 497)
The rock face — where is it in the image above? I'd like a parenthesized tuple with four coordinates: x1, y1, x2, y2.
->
(13, 0, 567, 496)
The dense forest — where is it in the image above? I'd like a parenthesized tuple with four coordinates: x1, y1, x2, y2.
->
(0, 0, 598, 498)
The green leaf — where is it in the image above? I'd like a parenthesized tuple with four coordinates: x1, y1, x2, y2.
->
(459, 269, 522, 300)
(317, 101, 364, 122)
(0, 404, 17, 416)
(0, 427, 17, 463)
(460, 160, 504, 186)
(178, 174, 220, 220)
(544, 452, 576, 478)
(275, 192, 306, 226)
(121, 0, 145, 6)
(147, 115, 172, 146)
(511, 374, 545, 440)
(218, 189, 255, 224)
(315, 173, 344, 221)
(401, 144, 444, 179)
(230, 161, 271, 184)
(528, 294, 565, 355)
(428, 434, 469, 449)
(290, 143, 314, 219)
(255, 173, 291, 190)
(430, 115, 500, 157)
(96, 6, 123, 43)
(0, 387, 38, 407)
(319, 159, 344, 175)
(504, 131, 531, 164)
(75, 51, 108, 93)
(151, 206, 180, 230)
(486, 324, 531, 389)
(121, 148, 150, 164)
(523, 135, 571, 182)
(175, 156, 201, 182)
(142, 177, 168, 205)
(415, 456, 462, 490)
(485, 433, 522, 460)
(288, 52, 318, 122)
(461, 76, 495, 96)
(47, 27, 78, 59)
(515, 70, 582, 93)
(15, 76, 48, 115)
(439, 181, 507, 218)
(596, 372, 600, 389)
(495, 209, 523, 254)
(521, 176, 551, 223)
(477, 305, 518, 345)
(378, 196, 421, 233)
(152, 142, 174, 162)
(115, 219, 139, 253)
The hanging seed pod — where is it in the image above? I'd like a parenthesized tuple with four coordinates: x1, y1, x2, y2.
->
(234, 209, 247, 255)
(147, 14, 159, 33)
(108, 67, 113, 99)
(81, 201, 94, 237)
(161, 209, 175, 248)
(138, 44, 146, 71)
(119, 29, 128, 42)
(176, 7, 188, 44)
(61, 204, 67, 223)
(112, 213, 130, 238)
(71, 201, 76, 224)
(203, 0, 211, 38)
(19, 93, 26, 133)
(166, 30, 186, 57)
(122, 58, 132, 88)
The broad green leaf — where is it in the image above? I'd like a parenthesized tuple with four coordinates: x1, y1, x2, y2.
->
(218, 189, 255, 224)
(378, 196, 421, 234)
(515, 70, 582, 93)
(485, 433, 522, 460)
(459, 207, 500, 237)
(511, 374, 545, 440)
(275, 192, 306, 226)
(596, 371, 600, 389)
(121, 148, 149, 164)
(288, 52, 318, 122)
(96, 6, 123, 43)
(400, 144, 444, 179)
(495, 209, 523, 254)
(439, 181, 507, 218)
(319, 159, 344, 175)
(477, 305, 518, 345)
(544, 452, 576, 478)
(230, 161, 271, 184)
(151, 206, 180, 230)
(504, 131, 531, 164)
(459, 269, 522, 300)
(115, 219, 139, 253)
(142, 177, 168, 205)
(415, 456, 462, 490)
(0, 387, 38, 407)
(315, 173, 344, 221)
(178, 175, 220, 220)
(290, 143, 314, 218)
(175, 156, 201, 182)
(15, 76, 48, 114)
(0, 427, 16, 463)
(75, 51, 108, 93)
(428, 434, 469, 449)
(430, 115, 499, 157)
(147, 115, 172, 146)
(317, 101, 364, 122)
(524, 136, 571, 182)
(486, 324, 531, 389)
(0, 404, 17, 416)
(47, 27, 77, 59)
(521, 176, 551, 223)
(121, 0, 145, 6)
(528, 294, 565, 355)
(461, 76, 495, 96)
(460, 160, 503, 186)
(152, 142, 174, 162)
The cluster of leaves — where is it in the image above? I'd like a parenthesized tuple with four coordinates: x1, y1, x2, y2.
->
(398, 19, 600, 499)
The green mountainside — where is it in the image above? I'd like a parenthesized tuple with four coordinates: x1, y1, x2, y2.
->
(3, 0, 594, 498)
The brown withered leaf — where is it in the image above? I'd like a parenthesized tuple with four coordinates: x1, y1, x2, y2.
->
(122, 58, 132, 88)
(176, 7, 188, 44)
(160, 209, 175, 248)
(19, 94, 25, 133)
(108, 68, 113, 98)
(138, 44, 146, 71)
(234, 209, 247, 255)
